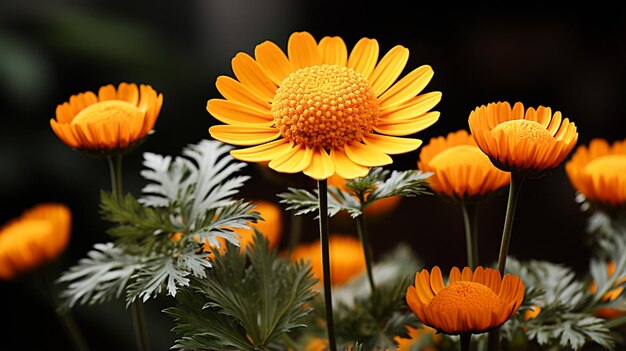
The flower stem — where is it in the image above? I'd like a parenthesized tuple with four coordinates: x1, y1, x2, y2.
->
(460, 334, 472, 351)
(496, 172, 525, 274)
(488, 172, 525, 351)
(604, 314, 626, 329)
(462, 202, 479, 269)
(355, 213, 376, 293)
(318, 179, 337, 351)
(106, 155, 150, 351)
(57, 309, 91, 351)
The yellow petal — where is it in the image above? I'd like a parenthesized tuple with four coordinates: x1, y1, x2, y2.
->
(254, 41, 294, 85)
(374, 112, 440, 136)
(230, 139, 291, 162)
(303, 147, 335, 180)
(344, 142, 393, 167)
(362, 134, 422, 155)
(231, 52, 277, 102)
(318, 36, 348, 66)
(215, 76, 270, 110)
(209, 125, 280, 146)
(380, 92, 442, 120)
(98, 85, 117, 101)
(368, 45, 409, 97)
(461, 267, 473, 281)
(347, 38, 379, 79)
(268, 143, 313, 173)
(207, 99, 273, 126)
(330, 149, 369, 179)
(448, 267, 461, 284)
(378, 65, 434, 109)
(288, 31, 322, 69)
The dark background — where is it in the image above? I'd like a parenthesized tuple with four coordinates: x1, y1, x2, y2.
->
(1, 2, 625, 350)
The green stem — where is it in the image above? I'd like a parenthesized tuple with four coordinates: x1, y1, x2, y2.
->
(604, 314, 626, 329)
(461, 203, 479, 269)
(57, 309, 91, 351)
(106, 155, 150, 351)
(460, 334, 472, 351)
(286, 211, 303, 258)
(488, 172, 525, 351)
(318, 179, 337, 351)
(496, 173, 525, 275)
(355, 213, 376, 294)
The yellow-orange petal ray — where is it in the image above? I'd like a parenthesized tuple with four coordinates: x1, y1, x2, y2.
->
(230, 139, 292, 162)
(231, 52, 277, 102)
(347, 37, 379, 79)
(368, 45, 410, 97)
(215, 76, 270, 111)
(254, 41, 294, 85)
(288, 31, 322, 69)
(319, 36, 348, 66)
(375, 112, 440, 136)
(303, 147, 335, 180)
(378, 65, 434, 109)
(330, 149, 370, 179)
(207, 99, 273, 126)
(209, 125, 280, 146)
(363, 134, 423, 155)
(344, 142, 393, 167)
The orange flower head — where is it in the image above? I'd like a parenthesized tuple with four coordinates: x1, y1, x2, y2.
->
(0, 203, 71, 280)
(50, 82, 163, 155)
(290, 234, 366, 286)
(468, 102, 578, 177)
(406, 266, 525, 335)
(208, 31, 442, 180)
(565, 138, 626, 208)
(418, 130, 510, 201)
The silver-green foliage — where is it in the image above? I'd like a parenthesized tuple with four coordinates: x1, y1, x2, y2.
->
(57, 140, 260, 307)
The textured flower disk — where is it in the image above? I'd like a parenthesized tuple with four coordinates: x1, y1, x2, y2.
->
(406, 266, 524, 335)
(289, 234, 366, 286)
(50, 82, 163, 155)
(468, 101, 578, 177)
(0, 204, 71, 280)
(418, 129, 510, 201)
(208, 31, 442, 180)
(565, 138, 626, 207)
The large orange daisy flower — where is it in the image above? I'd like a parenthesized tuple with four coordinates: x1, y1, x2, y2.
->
(207, 31, 441, 180)
(406, 266, 524, 335)
(50, 82, 163, 155)
(468, 101, 578, 177)
(418, 129, 510, 201)
(0, 203, 71, 280)
(565, 138, 626, 207)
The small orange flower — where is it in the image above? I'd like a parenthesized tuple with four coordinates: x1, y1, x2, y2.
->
(290, 234, 366, 286)
(50, 82, 163, 155)
(468, 101, 578, 177)
(0, 203, 71, 280)
(418, 129, 510, 200)
(565, 138, 626, 207)
(406, 266, 524, 335)
(589, 261, 626, 319)
(395, 325, 441, 351)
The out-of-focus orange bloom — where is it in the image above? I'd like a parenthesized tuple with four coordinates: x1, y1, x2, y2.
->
(0, 203, 71, 280)
(590, 261, 626, 319)
(290, 234, 366, 286)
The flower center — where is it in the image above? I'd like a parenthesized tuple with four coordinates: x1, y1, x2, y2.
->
(272, 64, 379, 150)
(584, 155, 626, 179)
(428, 281, 502, 316)
(429, 145, 492, 170)
(71, 100, 143, 126)
(490, 119, 554, 144)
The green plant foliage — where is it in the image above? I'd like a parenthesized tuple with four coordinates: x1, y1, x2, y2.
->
(57, 140, 260, 307)
(277, 167, 431, 219)
(164, 231, 318, 350)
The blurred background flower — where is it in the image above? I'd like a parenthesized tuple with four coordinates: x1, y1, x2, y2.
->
(1, 2, 625, 349)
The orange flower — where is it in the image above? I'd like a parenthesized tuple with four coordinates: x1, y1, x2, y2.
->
(0, 203, 71, 280)
(590, 261, 626, 319)
(50, 82, 163, 155)
(406, 266, 524, 335)
(565, 138, 626, 207)
(208, 31, 441, 180)
(418, 129, 510, 200)
(290, 234, 366, 286)
(468, 101, 578, 177)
